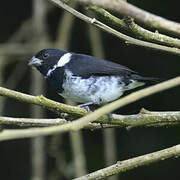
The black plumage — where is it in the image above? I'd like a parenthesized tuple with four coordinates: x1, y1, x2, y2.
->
(28, 48, 160, 105)
(66, 53, 135, 78)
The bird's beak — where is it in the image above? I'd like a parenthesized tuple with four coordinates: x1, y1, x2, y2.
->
(28, 56, 42, 67)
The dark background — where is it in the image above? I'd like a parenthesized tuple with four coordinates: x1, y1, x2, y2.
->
(0, 0, 180, 180)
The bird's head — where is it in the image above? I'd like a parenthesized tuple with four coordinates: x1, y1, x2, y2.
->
(28, 48, 68, 76)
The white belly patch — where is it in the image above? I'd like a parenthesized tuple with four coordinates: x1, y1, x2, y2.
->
(59, 70, 144, 104)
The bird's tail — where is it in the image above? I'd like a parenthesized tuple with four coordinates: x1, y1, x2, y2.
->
(131, 74, 162, 85)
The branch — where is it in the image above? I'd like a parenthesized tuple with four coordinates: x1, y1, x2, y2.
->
(49, 0, 180, 56)
(0, 122, 119, 141)
(0, 116, 118, 129)
(0, 110, 180, 141)
(1, 110, 180, 128)
(0, 77, 180, 121)
(76, 0, 180, 37)
(0, 86, 87, 116)
(89, 6, 180, 48)
(103, 110, 180, 129)
(0, 77, 180, 141)
(0, 116, 66, 127)
(74, 144, 180, 179)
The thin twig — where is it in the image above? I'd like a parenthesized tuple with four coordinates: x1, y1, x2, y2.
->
(48, 0, 180, 56)
(89, 6, 180, 48)
(76, 0, 180, 37)
(0, 116, 66, 127)
(49, 0, 180, 56)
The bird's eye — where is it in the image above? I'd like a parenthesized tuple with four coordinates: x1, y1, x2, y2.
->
(42, 53, 49, 59)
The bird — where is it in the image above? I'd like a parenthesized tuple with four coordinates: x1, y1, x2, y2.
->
(28, 48, 159, 107)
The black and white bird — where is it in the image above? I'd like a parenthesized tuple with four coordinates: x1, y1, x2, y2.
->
(28, 48, 159, 106)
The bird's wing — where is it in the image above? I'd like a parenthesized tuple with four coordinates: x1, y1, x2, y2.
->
(66, 53, 136, 78)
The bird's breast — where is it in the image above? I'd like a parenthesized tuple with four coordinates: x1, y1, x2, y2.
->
(59, 69, 127, 104)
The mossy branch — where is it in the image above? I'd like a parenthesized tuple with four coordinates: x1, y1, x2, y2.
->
(0, 116, 67, 127)
(89, 6, 180, 48)
(0, 116, 118, 129)
(0, 86, 87, 116)
(0, 77, 180, 141)
(105, 111, 180, 129)
(1, 110, 180, 129)
(49, 0, 180, 56)
(75, 144, 180, 179)
(75, 0, 180, 37)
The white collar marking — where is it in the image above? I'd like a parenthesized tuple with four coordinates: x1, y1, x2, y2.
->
(46, 52, 72, 77)
(46, 66, 57, 77)
(57, 52, 72, 67)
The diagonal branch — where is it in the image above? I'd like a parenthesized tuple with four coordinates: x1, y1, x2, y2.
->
(75, 0, 180, 37)
(0, 86, 87, 116)
(89, 6, 180, 48)
(74, 144, 180, 180)
(49, 0, 180, 56)
(0, 77, 180, 141)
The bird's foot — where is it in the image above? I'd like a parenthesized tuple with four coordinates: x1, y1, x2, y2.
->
(78, 102, 94, 112)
